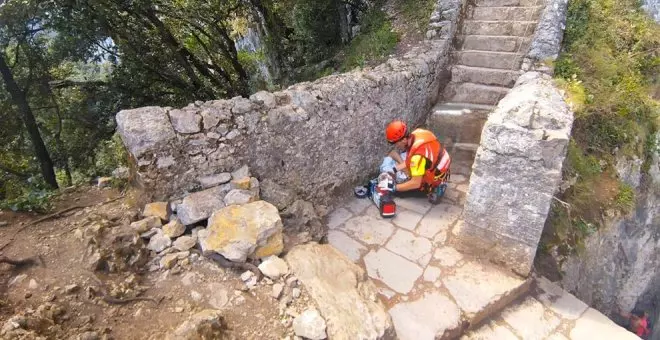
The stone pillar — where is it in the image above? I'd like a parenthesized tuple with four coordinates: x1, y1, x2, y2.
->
(453, 72, 574, 276)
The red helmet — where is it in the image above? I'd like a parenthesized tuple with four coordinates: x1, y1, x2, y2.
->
(386, 120, 407, 143)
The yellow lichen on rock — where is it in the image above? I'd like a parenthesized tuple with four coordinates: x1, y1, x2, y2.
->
(201, 201, 283, 262)
(143, 202, 171, 221)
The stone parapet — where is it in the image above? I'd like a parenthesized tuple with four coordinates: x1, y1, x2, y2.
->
(452, 72, 574, 276)
(522, 0, 569, 73)
(116, 38, 452, 203)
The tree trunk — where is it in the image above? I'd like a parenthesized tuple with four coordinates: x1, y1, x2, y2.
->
(338, 1, 350, 44)
(0, 54, 58, 189)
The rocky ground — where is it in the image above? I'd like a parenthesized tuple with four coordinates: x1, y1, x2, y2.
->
(0, 181, 328, 340)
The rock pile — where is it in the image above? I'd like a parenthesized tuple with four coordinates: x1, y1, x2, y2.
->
(125, 164, 329, 274)
(1, 302, 67, 339)
(78, 216, 150, 273)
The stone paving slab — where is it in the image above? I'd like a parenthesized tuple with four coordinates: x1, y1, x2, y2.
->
(327, 230, 366, 262)
(570, 308, 640, 340)
(434, 246, 464, 267)
(389, 292, 462, 340)
(342, 215, 395, 245)
(385, 229, 433, 266)
(392, 209, 424, 230)
(326, 182, 543, 340)
(443, 261, 529, 321)
(363, 248, 423, 294)
(501, 296, 561, 340)
(327, 207, 353, 229)
(416, 203, 462, 238)
(535, 276, 588, 320)
(463, 277, 641, 340)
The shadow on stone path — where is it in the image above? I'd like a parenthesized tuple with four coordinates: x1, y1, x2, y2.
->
(326, 168, 529, 339)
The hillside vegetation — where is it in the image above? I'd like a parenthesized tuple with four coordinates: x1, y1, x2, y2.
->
(541, 0, 660, 258)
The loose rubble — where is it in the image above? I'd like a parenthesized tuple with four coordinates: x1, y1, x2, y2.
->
(293, 308, 327, 340)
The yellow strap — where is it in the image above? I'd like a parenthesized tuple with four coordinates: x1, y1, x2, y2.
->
(409, 155, 426, 177)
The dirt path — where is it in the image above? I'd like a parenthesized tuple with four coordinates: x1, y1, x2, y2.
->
(0, 187, 314, 340)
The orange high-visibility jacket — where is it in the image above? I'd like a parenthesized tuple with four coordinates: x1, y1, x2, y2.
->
(404, 129, 451, 187)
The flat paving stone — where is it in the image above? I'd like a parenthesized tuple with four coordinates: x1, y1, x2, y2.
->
(327, 207, 353, 229)
(570, 308, 640, 340)
(389, 292, 461, 340)
(392, 209, 424, 231)
(434, 231, 448, 245)
(345, 197, 372, 214)
(501, 296, 561, 340)
(342, 215, 395, 245)
(417, 204, 462, 239)
(328, 230, 366, 262)
(385, 229, 433, 266)
(423, 266, 442, 282)
(363, 248, 423, 294)
(419, 253, 432, 267)
(443, 261, 525, 315)
(535, 277, 588, 320)
(461, 320, 519, 340)
(451, 174, 468, 184)
(456, 183, 469, 193)
(395, 196, 433, 215)
(445, 189, 462, 202)
(434, 246, 464, 267)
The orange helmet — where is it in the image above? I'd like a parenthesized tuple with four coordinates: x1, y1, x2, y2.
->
(386, 120, 407, 143)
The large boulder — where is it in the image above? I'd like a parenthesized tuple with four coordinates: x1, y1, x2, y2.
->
(285, 243, 395, 339)
(177, 185, 231, 225)
(200, 201, 283, 262)
(116, 106, 176, 157)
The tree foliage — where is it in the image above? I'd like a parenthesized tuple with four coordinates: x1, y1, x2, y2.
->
(0, 0, 378, 209)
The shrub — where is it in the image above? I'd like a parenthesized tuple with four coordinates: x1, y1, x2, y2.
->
(542, 0, 660, 257)
(341, 8, 399, 70)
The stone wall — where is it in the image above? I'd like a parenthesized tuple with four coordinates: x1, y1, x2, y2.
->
(116, 0, 462, 206)
(522, 0, 569, 73)
(452, 72, 574, 277)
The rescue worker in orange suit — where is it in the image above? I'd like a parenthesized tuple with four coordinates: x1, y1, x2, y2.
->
(384, 120, 451, 203)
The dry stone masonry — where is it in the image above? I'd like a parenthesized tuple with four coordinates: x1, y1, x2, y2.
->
(453, 72, 573, 276)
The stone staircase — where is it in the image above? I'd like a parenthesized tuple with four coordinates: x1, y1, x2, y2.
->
(427, 0, 544, 174)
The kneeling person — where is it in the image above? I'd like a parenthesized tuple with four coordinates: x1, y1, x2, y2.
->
(384, 120, 451, 203)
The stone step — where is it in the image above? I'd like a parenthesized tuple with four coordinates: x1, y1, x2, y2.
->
(450, 143, 481, 174)
(452, 65, 522, 87)
(462, 20, 537, 37)
(459, 35, 532, 52)
(476, 0, 542, 7)
(454, 50, 524, 70)
(443, 82, 510, 106)
(427, 103, 489, 145)
(462, 277, 640, 339)
(470, 6, 543, 21)
(439, 102, 497, 112)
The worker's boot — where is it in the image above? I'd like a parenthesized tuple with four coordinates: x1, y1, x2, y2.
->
(427, 183, 447, 204)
